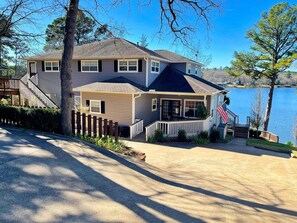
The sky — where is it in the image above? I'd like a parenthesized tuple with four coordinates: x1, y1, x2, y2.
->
(5, 0, 297, 69)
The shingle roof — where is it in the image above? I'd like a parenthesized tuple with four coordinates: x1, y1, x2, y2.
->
(73, 76, 145, 93)
(24, 38, 167, 60)
(154, 50, 203, 65)
(149, 66, 223, 94)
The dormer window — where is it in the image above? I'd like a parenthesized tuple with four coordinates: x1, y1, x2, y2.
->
(151, 60, 160, 73)
(187, 64, 191, 74)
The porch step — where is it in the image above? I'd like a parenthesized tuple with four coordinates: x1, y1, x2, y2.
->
(234, 126, 249, 138)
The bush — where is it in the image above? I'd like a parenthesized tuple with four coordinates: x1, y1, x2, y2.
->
(249, 129, 262, 138)
(286, 141, 294, 147)
(196, 104, 209, 119)
(177, 129, 188, 142)
(154, 129, 165, 142)
(0, 105, 62, 134)
(210, 129, 220, 142)
(191, 136, 209, 144)
(198, 131, 209, 139)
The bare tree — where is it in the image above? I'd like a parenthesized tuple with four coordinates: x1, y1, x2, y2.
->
(139, 34, 149, 47)
(250, 89, 264, 138)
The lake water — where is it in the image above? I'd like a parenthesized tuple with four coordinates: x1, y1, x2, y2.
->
(226, 88, 297, 144)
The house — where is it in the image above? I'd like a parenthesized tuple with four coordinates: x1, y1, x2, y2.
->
(23, 38, 228, 140)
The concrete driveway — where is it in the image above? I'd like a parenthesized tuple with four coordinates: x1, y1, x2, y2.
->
(0, 126, 296, 223)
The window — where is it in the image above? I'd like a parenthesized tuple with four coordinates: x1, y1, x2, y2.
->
(118, 59, 138, 72)
(90, 100, 101, 114)
(195, 65, 199, 75)
(81, 60, 98, 72)
(152, 98, 157, 111)
(74, 96, 81, 109)
(151, 60, 160, 73)
(184, 100, 205, 118)
(45, 61, 59, 72)
(187, 64, 191, 74)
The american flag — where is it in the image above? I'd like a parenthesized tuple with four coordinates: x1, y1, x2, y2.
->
(217, 103, 228, 124)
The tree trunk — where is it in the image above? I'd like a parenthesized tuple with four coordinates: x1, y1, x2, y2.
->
(263, 74, 276, 131)
(60, 0, 79, 135)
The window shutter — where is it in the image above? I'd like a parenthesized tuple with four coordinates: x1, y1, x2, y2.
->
(59, 61, 61, 71)
(86, 100, 90, 107)
(138, 59, 142, 72)
(42, 61, 45, 71)
(114, 60, 118, 72)
(78, 61, 81, 72)
(99, 60, 102, 72)
(101, 101, 105, 114)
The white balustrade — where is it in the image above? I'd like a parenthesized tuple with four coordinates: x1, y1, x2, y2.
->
(130, 119, 144, 139)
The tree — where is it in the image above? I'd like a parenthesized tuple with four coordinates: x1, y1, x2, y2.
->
(59, 0, 220, 135)
(44, 10, 108, 52)
(139, 34, 149, 47)
(250, 90, 264, 138)
(227, 3, 297, 131)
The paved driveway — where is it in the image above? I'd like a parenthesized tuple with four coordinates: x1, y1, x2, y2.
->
(0, 126, 296, 222)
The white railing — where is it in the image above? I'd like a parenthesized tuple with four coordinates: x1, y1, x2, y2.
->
(130, 119, 144, 139)
(27, 80, 58, 108)
(145, 117, 211, 141)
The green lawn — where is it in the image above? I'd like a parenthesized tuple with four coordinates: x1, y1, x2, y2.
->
(247, 138, 297, 157)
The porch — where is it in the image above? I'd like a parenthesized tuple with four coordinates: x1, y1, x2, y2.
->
(0, 77, 21, 105)
(145, 117, 211, 141)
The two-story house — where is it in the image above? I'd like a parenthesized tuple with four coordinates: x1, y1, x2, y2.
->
(23, 38, 227, 140)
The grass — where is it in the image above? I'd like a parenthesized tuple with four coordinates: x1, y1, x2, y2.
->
(247, 138, 297, 157)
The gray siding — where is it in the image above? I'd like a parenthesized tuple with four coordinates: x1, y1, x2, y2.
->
(81, 92, 133, 126)
(135, 94, 160, 126)
(36, 59, 147, 106)
(147, 59, 169, 86)
(170, 63, 186, 73)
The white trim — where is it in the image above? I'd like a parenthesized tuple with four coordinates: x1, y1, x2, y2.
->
(152, 98, 157, 111)
(132, 94, 135, 124)
(118, 59, 138, 73)
(28, 61, 37, 73)
(183, 99, 205, 118)
(81, 60, 98, 72)
(151, 60, 160, 74)
(90, 100, 101, 114)
(160, 98, 182, 120)
(44, 61, 59, 72)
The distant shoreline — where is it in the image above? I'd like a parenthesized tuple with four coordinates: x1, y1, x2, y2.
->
(222, 85, 296, 89)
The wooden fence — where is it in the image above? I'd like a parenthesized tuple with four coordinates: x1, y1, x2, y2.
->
(71, 111, 119, 141)
(260, 130, 279, 143)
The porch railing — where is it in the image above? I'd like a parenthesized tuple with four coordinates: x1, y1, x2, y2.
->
(226, 108, 238, 128)
(145, 117, 211, 141)
(0, 77, 20, 90)
(130, 119, 144, 139)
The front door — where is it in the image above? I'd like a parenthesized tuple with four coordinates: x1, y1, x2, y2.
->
(161, 100, 181, 120)
(29, 62, 37, 77)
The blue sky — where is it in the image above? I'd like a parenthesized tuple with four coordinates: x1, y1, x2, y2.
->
(9, 0, 297, 69)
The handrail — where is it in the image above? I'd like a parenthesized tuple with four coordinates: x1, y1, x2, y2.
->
(130, 119, 144, 139)
(27, 79, 58, 108)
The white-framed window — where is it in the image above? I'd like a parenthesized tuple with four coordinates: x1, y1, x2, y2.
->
(187, 64, 191, 74)
(118, 59, 138, 72)
(90, 100, 101, 114)
(184, 100, 205, 118)
(152, 98, 157, 111)
(74, 96, 81, 109)
(195, 65, 199, 75)
(81, 60, 98, 72)
(45, 61, 59, 72)
(151, 60, 160, 73)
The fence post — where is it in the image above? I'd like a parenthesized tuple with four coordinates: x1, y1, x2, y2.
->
(87, 115, 92, 136)
(115, 122, 119, 142)
(71, 110, 75, 135)
(93, 116, 97, 137)
(99, 118, 102, 138)
(109, 120, 113, 137)
(82, 113, 86, 136)
(76, 112, 81, 136)
(104, 119, 108, 136)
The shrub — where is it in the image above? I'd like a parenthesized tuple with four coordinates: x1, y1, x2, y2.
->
(249, 129, 262, 138)
(286, 141, 294, 147)
(210, 129, 220, 142)
(191, 136, 209, 144)
(0, 105, 62, 134)
(198, 131, 209, 139)
(154, 129, 165, 142)
(196, 104, 209, 119)
(177, 129, 188, 142)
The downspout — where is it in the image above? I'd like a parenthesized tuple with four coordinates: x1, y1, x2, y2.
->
(144, 57, 149, 87)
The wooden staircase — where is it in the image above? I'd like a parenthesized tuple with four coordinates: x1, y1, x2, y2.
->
(234, 125, 249, 138)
